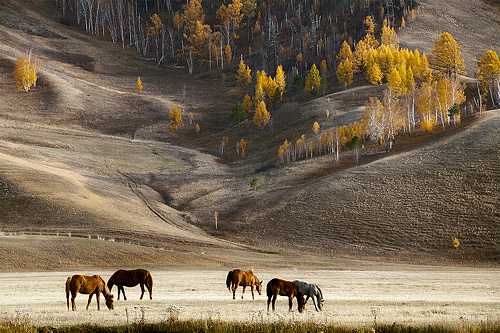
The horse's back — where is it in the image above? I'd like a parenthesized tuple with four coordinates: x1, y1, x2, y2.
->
(110, 269, 150, 287)
(268, 278, 297, 296)
(68, 274, 100, 294)
(293, 280, 309, 295)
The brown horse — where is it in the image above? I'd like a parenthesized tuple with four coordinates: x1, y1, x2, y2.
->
(107, 269, 153, 300)
(226, 269, 263, 299)
(66, 275, 114, 311)
(266, 278, 305, 313)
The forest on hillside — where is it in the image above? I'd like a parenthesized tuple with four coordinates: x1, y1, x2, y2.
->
(20, 0, 499, 164)
(54, 0, 416, 75)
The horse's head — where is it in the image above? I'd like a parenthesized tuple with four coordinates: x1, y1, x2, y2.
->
(296, 293, 306, 313)
(255, 280, 263, 295)
(105, 293, 115, 310)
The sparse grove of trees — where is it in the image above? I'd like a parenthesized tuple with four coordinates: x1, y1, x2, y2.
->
(278, 25, 487, 166)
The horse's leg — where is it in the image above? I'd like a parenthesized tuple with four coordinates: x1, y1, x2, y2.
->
(120, 286, 127, 301)
(148, 284, 153, 300)
(139, 283, 145, 300)
(86, 293, 93, 310)
(71, 291, 77, 311)
(267, 295, 271, 312)
(312, 295, 319, 311)
(251, 285, 255, 300)
(272, 295, 277, 312)
(96, 291, 101, 310)
(288, 296, 293, 311)
(232, 283, 238, 300)
(241, 285, 246, 299)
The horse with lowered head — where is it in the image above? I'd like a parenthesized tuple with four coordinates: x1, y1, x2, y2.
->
(66, 274, 114, 311)
(266, 278, 305, 313)
(107, 269, 153, 300)
(293, 280, 324, 311)
(226, 269, 262, 300)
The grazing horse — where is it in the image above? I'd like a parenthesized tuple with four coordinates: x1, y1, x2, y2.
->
(107, 269, 153, 300)
(226, 269, 263, 300)
(266, 278, 305, 313)
(293, 280, 324, 311)
(66, 275, 114, 311)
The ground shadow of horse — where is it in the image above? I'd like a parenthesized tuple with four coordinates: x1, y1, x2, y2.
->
(107, 269, 153, 300)
(266, 278, 305, 312)
(226, 269, 263, 300)
(66, 274, 114, 311)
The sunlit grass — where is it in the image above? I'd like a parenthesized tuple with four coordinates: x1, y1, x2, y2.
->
(1, 318, 499, 333)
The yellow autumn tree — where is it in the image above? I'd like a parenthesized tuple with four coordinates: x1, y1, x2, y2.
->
(337, 59, 353, 89)
(253, 100, 270, 128)
(430, 32, 466, 78)
(417, 81, 438, 131)
(136, 76, 143, 91)
(380, 18, 399, 49)
(312, 121, 320, 134)
(366, 49, 383, 84)
(477, 50, 500, 105)
(336, 40, 354, 64)
(305, 63, 321, 95)
(238, 138, 247, 158)
(13, 53, 40, 92)
(242, 94, 252, 113)
(236, 59, 252, 93)
(274, 65, 286, 98)
(169, 106, 183, 131)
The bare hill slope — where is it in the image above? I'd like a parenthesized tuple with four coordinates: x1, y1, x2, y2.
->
(0, 0, 498, 270)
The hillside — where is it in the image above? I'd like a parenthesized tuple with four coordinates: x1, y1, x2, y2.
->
(0, 0, 498, 270)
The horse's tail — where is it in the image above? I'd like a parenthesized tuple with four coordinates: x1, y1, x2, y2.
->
(266, 279, 274, 297)
(65, 276, 72, 310)
(146, 270, 153, 289)
(107, 274, 114, 292)
(226, 270, 233, 291)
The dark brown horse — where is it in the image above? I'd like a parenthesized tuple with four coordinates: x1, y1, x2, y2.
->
(266, 278, 305, 313)
(226, 269, 263, 299)
(66, 275, 114, 311)
(107, 269, 153, 300)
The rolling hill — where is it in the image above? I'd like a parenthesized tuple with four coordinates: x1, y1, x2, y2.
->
(0, 0, 498, 270)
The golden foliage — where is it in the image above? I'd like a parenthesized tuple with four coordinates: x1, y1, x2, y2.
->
(13, 53, 40, 92)
(305, 64, 321, 95)
(169, 106, 183, 131)
(253, 100, 270, 128)
(136, 77, 143, 91)
(274, 65, 286, 96)
(430, 32, 466, 77)
(336, 59, 353, 89)
(236, 60, 252, 92)
(312, 121, 320, 134)
(238, 138, 247, 158)
(149, 13, 162, 36)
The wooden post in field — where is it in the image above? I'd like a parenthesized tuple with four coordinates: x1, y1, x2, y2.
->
(214, 211, 219, 230)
